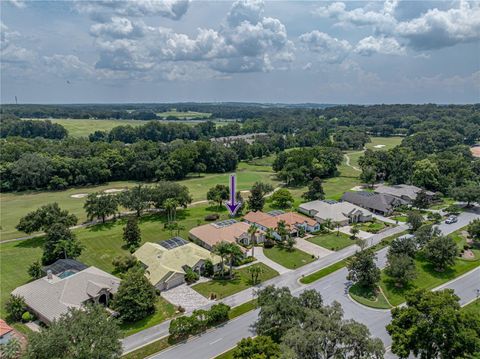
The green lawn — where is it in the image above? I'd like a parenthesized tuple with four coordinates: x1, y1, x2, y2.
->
(119, 298, 177, 337)
(429, 197, 456, 210)
(349, 284, 392, 309)
(300, 259, 348, 284)
(381, 254, 480, 306)
(357, 220, 391, 234)
(122, 336, 172, 359)
(29, 118, 150, 137)
(228, 299, 257, 320)
(262, 246, 315, 269)
(307, 232, 354, 251)
(192, 263, 278, 299)
(365, 136, 404, 151)
(215, 348, 235, 359)
(462, 299, 479, 315)
(391, 215, 408, 223)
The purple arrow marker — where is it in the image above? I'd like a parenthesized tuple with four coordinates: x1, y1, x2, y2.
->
(225, 174, 242, 216)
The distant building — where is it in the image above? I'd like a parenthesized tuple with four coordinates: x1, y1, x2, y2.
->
(341, 191, 404, 216)
(298, 200, 372, 226)
(189, 219, 260, 251)
(134, 238, 222, 291)
(211, 133, 268, 146)
(12, 262, 120, 324)
(374, 184, 436, 203)
(243, 210, 320, 239)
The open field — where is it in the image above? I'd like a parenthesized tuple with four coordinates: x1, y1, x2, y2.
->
(155, 109, 211, 119)
(29, 118, 150, 137)
(262, 246, 315, 269)
(192, 263, 278, 299)
(307, 232, 354, 251)
(349, 284, 392, 309)
(366, 136, 403, 151)
(0, 164, 280, 241)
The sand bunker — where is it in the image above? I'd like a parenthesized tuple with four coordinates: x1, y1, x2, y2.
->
(373, 144, 386, 148)
(71, 193, 88, 199)
(104, 188, 125, 194)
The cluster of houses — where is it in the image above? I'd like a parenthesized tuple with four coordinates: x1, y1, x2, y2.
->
(11, 184, 432, 326)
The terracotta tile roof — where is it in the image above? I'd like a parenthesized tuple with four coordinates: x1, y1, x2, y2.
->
(189, 221, 250, 250)
(0, 319, 13, 337)
(244, 211, 317, 229)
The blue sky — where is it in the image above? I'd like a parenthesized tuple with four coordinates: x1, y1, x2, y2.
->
(1, 0, 479, 104)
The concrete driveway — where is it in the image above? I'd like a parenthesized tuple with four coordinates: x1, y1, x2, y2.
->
(295, 237, 333, 258)
(160, 283, 213, 312)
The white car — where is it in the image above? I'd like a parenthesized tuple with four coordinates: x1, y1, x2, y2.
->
(445, 216, 458, 224)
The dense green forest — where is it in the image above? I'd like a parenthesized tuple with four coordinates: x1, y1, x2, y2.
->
(0, 103, 478, 193)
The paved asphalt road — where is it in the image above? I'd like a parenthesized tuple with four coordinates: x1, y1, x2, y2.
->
(146, 209, 480, 359)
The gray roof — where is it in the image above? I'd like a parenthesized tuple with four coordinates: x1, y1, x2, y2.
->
(375, 184, 435, 201)
(299, 200, 372, 223)
(12, 266, 120, 323)
(341, 191, 404, 213)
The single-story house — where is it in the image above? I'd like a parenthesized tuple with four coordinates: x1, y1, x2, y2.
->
(243, 210, 320, 240)
(134, 237, 222, 291)
(189, 219, 262, 251)
(12, 262, 120, 324)
(298, 200, 373, 226)
(341, 191, 404, 216)
(0, 319, 14, 345)
(374, 184, 436, 203)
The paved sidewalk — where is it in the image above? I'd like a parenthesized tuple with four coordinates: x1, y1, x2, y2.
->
(249, 247, 291, 275)
(295, 237, 333, 258)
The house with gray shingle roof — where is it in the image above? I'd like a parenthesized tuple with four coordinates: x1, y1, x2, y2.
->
(12, 262, 120, 324)
(341, 191, 404, 216)
(374, 184, 436, 203)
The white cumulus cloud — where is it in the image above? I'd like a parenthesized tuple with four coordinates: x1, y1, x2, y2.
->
(299, 30, 351, 64)
(355, 36, 405, 56)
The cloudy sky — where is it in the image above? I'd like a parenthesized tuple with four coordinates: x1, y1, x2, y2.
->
(1, 0, 479, 104)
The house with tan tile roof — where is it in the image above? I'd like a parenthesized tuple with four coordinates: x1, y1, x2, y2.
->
(134, 238, 222, 291)
(243, 210, 320, 240)
(0, 319, 14, 345)
(188, 219, 262, 251)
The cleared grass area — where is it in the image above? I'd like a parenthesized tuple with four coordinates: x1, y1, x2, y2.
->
(349, 284, 392, 309)
(122, 336, 172, 359)
(381, 254, 480, 306)
(365, 136, 403, 151)
(391, 215, 408, 223)
(263, 246, 315, 269)
(215, 348, 235, 359)
(155, 109, 211, 119)
(192, 263, 278, 299)
(462, 299, 479, 315)
(429, 197, 456, 210)
(307, 232, 354, 251)
(357, 220, 391, 234)
(119, 298, 177, 337)
(29, 118, 150, 137)
(228, 299, 257, 320)
(300, 259, 348, 284)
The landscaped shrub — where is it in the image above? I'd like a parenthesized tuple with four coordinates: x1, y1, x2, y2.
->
(22, 311, 32, 322)
(445, 205, 461, 215)
(5, 295, 27, 322)
(112, 254, 138, 274)
(204, 214, 220, 221)
(203, 259, 214, 277)
(185, 268, 200, 284)
(264, 238, 275, 248)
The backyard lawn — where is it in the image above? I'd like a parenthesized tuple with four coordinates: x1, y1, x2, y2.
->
(192, 263, 278, 299)
(262, 246, 315, 269)
(307, 232, 354, 251)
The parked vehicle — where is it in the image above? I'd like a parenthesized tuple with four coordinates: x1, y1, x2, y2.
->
(445, 216, 458, 224)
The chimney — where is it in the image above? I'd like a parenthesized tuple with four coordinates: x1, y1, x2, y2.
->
(47, 270, 53, 280)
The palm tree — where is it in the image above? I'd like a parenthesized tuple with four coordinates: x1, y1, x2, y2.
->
(336, 222, 341, 236)
(248, 265, 263, 285)
(164, 199, 178, 223)
(276, 220, 289, 246)
(227, 243, 244, 279)
(212, 241, 231, 278)
(324, 218, 333, 231)
(350, 225, 360, 240)
(55, 239, 72, 259)
(248, 224, 257, 257)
